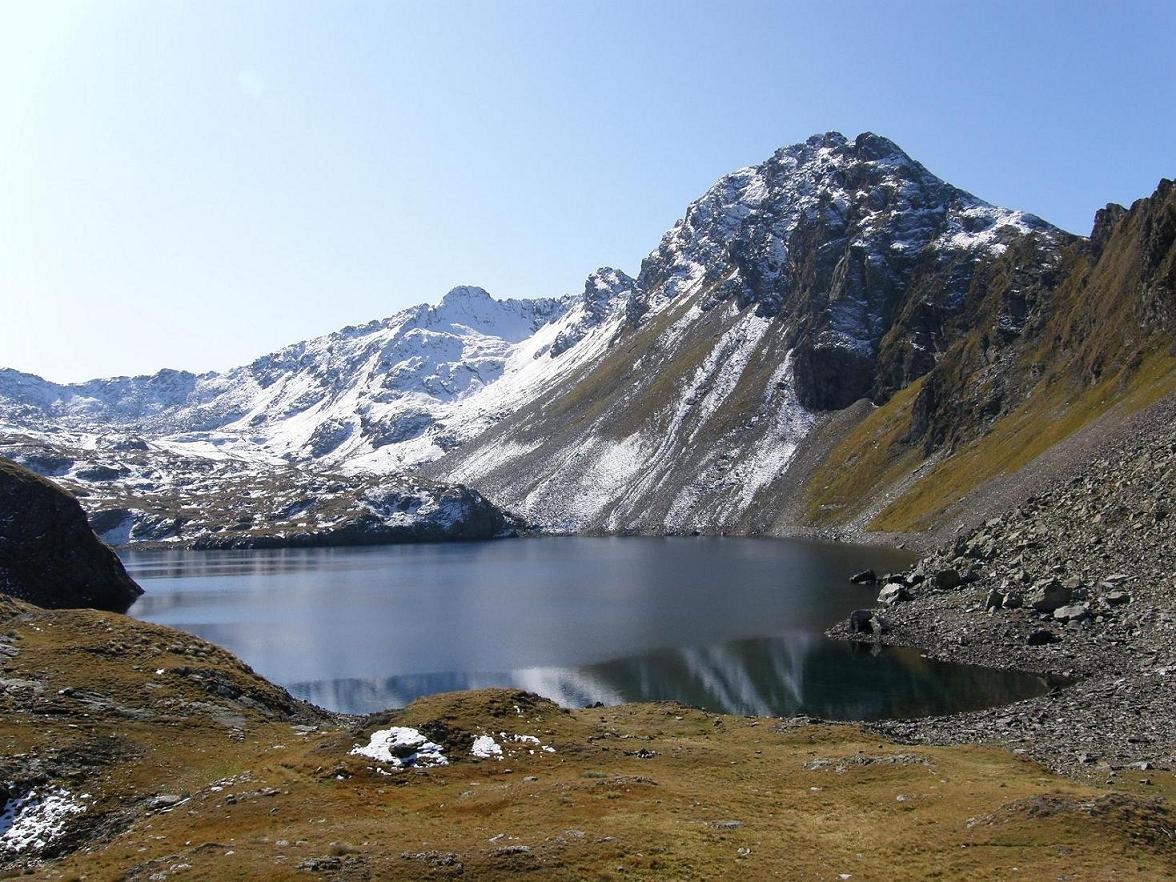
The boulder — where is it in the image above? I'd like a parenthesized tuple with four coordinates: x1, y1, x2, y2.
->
(930, 568, 962, 590)
(1002, 591, 1024, 609)
(1105, 591, 1131, 606)
(1028, 578, 1072, 613)
(848, 609, 873, 633)
(984, 589, 1003, 611)
(1053, 604, 1091, 624)
(1027, 628, 1061, 646)
(848, 610, 890, 636)
(849, 570, 877, 585)
(877, 583, 913, 605)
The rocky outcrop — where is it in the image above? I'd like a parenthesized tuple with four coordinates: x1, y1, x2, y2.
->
(190, 480, 519, 550)
(1, 433, 520, 550)
(806, 176, 1176, 535)
(0, 458, 142, 612)
(632, 132, 1066, 410)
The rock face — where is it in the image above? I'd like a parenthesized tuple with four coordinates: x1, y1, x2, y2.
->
(0, 458, 142, 612)
(807, 177, 1176, 534)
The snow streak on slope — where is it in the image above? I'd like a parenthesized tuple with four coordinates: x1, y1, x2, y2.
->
(442, 290, 817, 533)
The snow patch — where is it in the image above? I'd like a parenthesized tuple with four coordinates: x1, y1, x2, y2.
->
(349, 727, 448, 768)
(0, 788, 86, 854)
(470, 735, 503, 759)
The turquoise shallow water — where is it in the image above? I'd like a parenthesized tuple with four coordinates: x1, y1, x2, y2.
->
(124, 536, 1052, 718)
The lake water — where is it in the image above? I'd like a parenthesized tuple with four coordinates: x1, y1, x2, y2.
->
(124, 536, 1053, 719)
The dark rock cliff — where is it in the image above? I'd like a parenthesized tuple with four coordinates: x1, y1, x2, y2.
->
(0, 457, 143, 612)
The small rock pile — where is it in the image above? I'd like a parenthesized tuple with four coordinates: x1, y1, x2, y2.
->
(832, 395, 1176, 777)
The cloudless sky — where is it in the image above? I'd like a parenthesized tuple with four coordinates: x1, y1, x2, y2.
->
(2, 0, 1174, 382)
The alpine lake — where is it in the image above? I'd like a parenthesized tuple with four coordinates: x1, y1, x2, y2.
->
(124, 536, 1053, 720)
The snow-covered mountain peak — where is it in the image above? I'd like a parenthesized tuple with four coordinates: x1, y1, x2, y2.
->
(632, 132, 1064, 368)
(2, 131, 1076, 489)
(421, 286, 563, 343)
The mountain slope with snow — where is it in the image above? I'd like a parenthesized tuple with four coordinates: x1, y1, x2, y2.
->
(428, 132, 1072, 532)
(10, 131, 1163, 545)
(0, 284, 604, 471)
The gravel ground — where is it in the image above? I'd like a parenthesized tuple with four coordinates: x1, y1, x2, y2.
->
(829, 393, 1176, 781)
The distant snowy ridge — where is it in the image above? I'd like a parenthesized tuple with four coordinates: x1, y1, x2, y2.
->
(0, 279, 634, 472)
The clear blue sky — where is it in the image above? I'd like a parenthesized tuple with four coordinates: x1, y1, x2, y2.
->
(2, 0, 1173, 382)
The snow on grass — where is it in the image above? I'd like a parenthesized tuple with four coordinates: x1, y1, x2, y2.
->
(470, 735, 503, 759)
(690, 310, 773, 431)
(500, 733, 557, 755)
(471, 732, 556, 759)
(0, 788, 86, 854)
(515, 432, 648, 531)
(350, 727, 448, 768)
(729, 351, 815, 511)
(448, 440, 544, 483)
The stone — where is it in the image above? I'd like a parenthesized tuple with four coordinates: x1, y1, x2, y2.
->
(848, 609, 875, 633)
(1105, 591, 1131, 606)
(1053, 604, 1091, 624)
(877, 583, 913, 605)
(1029, 578, 1072, 613)
(1027, 628, 1061, 646)
(848, 610, 890, 636)
(984, 589, 1004, 611)
(930, 568, 962, 590)
(1003, 591, 1024, 609)
(849, 570, 877, 585)
(298, 857, 343, 873)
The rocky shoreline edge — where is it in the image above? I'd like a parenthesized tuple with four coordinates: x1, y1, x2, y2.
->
(824, 397, 1176, 781)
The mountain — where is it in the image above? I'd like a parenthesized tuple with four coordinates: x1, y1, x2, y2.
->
(430, 132, 1109, 533)
(805, 177, 1175, 537)
(1, 286, 564, 470)
(2, 132, 1172, 545)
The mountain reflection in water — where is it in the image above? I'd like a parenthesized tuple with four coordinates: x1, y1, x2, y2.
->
(285, 632, 1052, 719)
